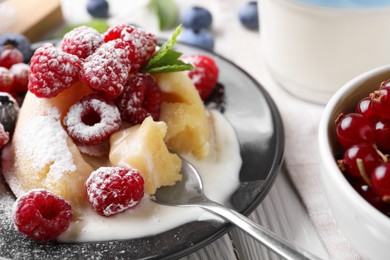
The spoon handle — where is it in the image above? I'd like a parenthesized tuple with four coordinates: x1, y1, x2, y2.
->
(200, 200, 322, 260)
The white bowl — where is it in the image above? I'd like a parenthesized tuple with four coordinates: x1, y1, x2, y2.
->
(319, 64, 390, 259)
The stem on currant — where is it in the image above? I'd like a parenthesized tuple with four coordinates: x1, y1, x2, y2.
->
(374, 145, 389, 163)
(356, 158, 372, 186)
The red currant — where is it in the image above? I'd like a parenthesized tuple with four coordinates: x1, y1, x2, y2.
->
(0, 67, 14, 92)
(373, 118, 390, 152)
(371, 163, 390, 201)
(339, 144, 382, 178)
(370, 88, 390, 119)
(351, 179, 387, 211)
(355, 96, 379, 123)
(335, 113, 375, 149)
(9, 63, 29, 92)
(0, 45, 24, 69)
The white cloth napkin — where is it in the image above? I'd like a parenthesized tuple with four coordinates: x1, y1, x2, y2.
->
(276, 92, 362, 260)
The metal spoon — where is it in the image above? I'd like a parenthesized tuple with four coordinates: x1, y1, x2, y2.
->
(152, 157, 322, 260)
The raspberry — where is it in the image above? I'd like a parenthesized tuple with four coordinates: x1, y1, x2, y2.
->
(80, 40, 131, 99)
(64, 93, 121, 145)
(103, 24, 128, 42)
(85, 167, 144, 216)
(0, 123, 9, 148)
(9, 63, 29, 92)
(103, 24, 157, 73)
(0, 45, 24, 69)
(180, 54, 219, 100)
(0, 67, 14, 92)
(61, 26, 103, 59)
(12, 189, 72, 241)
(28, 43, 81, 98)
(115, 73, 162, 125)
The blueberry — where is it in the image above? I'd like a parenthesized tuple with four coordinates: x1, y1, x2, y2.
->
(86, 0, 109, 18)
(0, 92, 19, 133)
(181, 6, 212, 30)
(239, 1, 259, 30)
(0, 33, 33, 63)
(179, 29, 214, 51)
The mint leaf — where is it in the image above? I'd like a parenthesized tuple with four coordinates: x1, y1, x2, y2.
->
(148, 0, 178, 30)
(142, 25, 194, 73)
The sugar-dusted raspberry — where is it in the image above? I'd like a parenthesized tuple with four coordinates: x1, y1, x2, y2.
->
(180, 54, 219, 100)
(103, 24, 129, 42)
(61, 26, 103, 59)
(85, 167, 144, 216)
(0, 67, 14, 92)
(28, 43, 81, 98)
(12, 189, 72, 241)
(9, 63, 29, 92)
(64, 93, 121, 145)
(0, 123, 9, 148)
(115, 73, 162, 125)
(103, 24, 157, 73)
(80, 39, 131, 99)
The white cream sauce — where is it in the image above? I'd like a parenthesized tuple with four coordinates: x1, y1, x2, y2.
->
(58, 110, 242, 242)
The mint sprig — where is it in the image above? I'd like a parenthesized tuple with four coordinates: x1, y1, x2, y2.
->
(141, 25, 194, 73)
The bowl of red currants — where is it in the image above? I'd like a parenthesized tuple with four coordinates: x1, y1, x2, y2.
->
(319, 64, 390, 259)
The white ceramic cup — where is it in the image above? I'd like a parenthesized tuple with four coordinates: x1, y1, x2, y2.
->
(260, 0, 390, 104)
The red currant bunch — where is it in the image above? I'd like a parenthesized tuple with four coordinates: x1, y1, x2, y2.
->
(0, 45, 30, 96)
(335, 78, 390, 216)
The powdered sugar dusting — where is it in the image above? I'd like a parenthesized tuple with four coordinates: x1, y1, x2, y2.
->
(61, 26, 103, 59)
(120, 26, 157, 73)
(64, 94, 121, 145)
(85, 167, 143, 216)
(15, 108, 76, 181)
(28, 43, 81, 98)
(80, 40, 131, 99)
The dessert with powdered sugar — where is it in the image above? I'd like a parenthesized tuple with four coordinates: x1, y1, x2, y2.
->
(0, 24, 242, 243)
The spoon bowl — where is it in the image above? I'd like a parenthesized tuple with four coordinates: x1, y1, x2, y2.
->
(152, 157, 322, 260)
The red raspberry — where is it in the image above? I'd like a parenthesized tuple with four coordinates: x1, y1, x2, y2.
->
(0, 67, 14, 92)
(12, 189, 72, 241)
(61, 26, 103, 59)
(28, 43, 82, 98)
(180, 55, 219, 100)
(85, 167, 144, 216)
(103, 24, 157, 73)
(0, 123, 9, 148)
(0, 45, 24, 69)
(63, 93, 121, 145)
(103, 24, 129, 42)
(115, 73, 162, 125)
(80, 39, 131, 99)
(9, 63, 29, 92)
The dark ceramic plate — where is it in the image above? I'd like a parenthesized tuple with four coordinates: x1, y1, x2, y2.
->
(0, 41, 284, 259)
